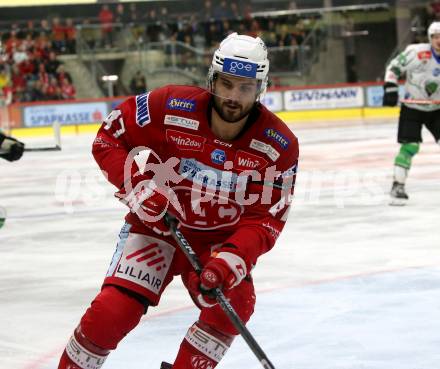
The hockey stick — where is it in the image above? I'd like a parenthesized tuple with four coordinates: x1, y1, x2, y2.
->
(25, 121, 62, 152)
(1, 121, 63, 153)
(164, 213, 276, 369)
(24, 145, 61, 152)
(401, 98, 440, 105)
(0, 145, 61, 154)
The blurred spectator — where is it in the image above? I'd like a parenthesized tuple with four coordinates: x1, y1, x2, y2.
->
(292, 19, 306, 45)
(34, 37, 50, 61)
(10, 65, 26, 102)
(99, 4, 114, 48)
(230, 2, 241, 20)
(201, 0, 214, 22)
(80, 19, 97, 49)
(205, 21, 222, 48)
(129, 70, 147, 95)
(60, 78, 76, 99)
(51, 17, 66, 53)
(289, 1, 298, 10)
(342, 14, 358, 82)
(25, 20, 39, 39)
(32, 81, 45, 101)
(21, 33, 35, 52)
(46, 51, 61, 75)
(427, 0, 440, 22)
(129, 2, 140, 24)
(18, 52, 36, 76)
(12, 44, 28, 65)
(288, 37, 299, 70)
(39, 19, 52, 39)
(146, 9, 163, 42)
(179, 34, 196, 70)
(247, 19, 261, 38)
(38, 62, 49, 87)
(261, 19, 278, 47)
(220, 20, 233, 39)
(276, 24, 293, 47)
(65, 18, 76, 54)
(129, 3, 145, 43)
(0, 65, 10, 91)
(115, 3, 130, 25)
(5, 31, 21, 55)
(56, 64, 72, 84)
(213, 0, 233, 20)
(158, 6, 169, 23)
(44, 75, 61, 100)
(243, 3, 254, 21)
(1, 81, 13, 105)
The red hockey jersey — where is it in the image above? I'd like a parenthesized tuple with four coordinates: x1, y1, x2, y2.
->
(92, 85, 299, 268)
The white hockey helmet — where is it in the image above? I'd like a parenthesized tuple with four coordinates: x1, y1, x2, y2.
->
(428, 21, 440, 39)
(208, 32, 270, 96)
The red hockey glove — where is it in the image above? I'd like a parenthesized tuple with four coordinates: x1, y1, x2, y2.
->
(187, 247, 248, 308)
(115, 175, 179, 236)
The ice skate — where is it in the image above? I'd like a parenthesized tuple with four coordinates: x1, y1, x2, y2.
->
(389, 181, 408, 206)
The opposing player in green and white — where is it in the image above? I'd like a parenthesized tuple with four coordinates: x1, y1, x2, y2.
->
(383, 21, 440, 205)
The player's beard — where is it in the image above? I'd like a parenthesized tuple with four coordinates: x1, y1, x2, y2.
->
(212, 94, 254, 123)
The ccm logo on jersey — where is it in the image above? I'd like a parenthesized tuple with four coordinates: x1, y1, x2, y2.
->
(214, 139, 232, 147)
(234, 150, 268, 171)
(249, 139, 280, 162)
(135, 92, 151, 127)
(167, 97, 196, 112)
(166, 129, 205, 151)
(164, 114, 199, 130)
(264, 128, 290, 149)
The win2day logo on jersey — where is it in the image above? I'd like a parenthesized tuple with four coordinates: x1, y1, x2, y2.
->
(166, 129, 205, 151)
(167, 97, 196, 112)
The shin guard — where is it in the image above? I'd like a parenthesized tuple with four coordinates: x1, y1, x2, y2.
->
(58, 286, 145, 368)
(393, 142, 419, 184)
(172, 321, 234, 369)
(60, 325, 110, 369)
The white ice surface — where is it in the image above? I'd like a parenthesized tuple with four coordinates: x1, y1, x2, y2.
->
(0, 118, 439, 369)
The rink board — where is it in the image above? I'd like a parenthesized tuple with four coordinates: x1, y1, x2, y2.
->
(7, 107, 400, 138)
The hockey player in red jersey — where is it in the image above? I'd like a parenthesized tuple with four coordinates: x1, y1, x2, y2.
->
(58, 32, 299, 369)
